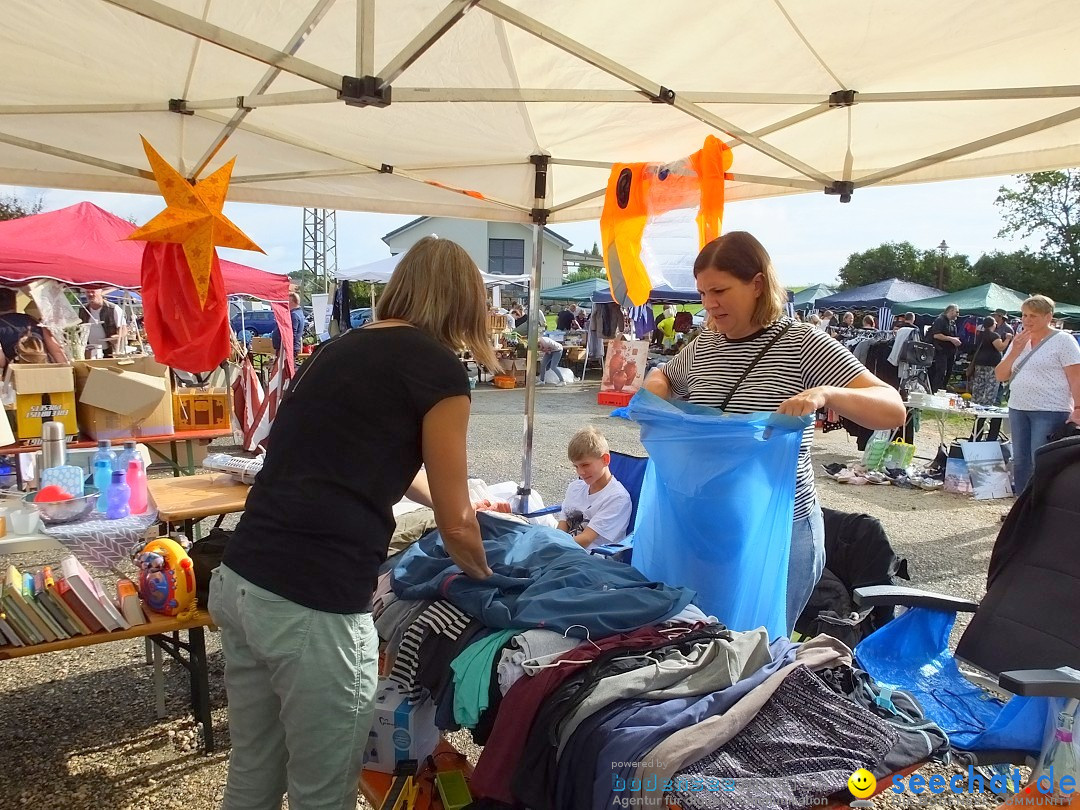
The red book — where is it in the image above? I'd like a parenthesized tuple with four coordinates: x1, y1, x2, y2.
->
(55, 576, 105, 633)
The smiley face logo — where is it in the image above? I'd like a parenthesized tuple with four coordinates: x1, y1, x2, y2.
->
(848, 769, 876, 799)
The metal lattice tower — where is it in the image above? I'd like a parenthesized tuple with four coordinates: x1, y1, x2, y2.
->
(301, 208, 338, 294)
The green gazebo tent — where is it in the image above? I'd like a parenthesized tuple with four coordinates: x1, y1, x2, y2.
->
(897, 282, 1080, 321)
(538, 278, 609, 301)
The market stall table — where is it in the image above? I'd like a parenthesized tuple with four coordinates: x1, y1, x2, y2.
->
(146, 473, 249, 541)
(905, 402, 1009, 447)
(0, 608, 217, 751)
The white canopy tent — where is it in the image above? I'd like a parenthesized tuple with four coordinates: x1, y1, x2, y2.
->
(2, 0, 1079, 494)
(337, 251, 530, 286)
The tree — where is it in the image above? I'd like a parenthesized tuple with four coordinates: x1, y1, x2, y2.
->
(838, 241, 973, 292)
(971, 250, 1061, 298)
(996, 171, 1080, 301)
(0, 193, 43, 222)
(564, 265, 606, 284)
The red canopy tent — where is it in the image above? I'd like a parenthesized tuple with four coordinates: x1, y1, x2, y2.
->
(0, 202, 289, 302)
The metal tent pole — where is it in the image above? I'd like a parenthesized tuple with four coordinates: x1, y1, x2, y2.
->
(517, 155, 549, 508)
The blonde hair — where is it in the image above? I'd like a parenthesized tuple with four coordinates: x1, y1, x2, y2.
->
(567, 425, 609, 462)
(1022, 294, 1055, 316)
(377, 236, 499, 369)
(693, 232, 786, 328)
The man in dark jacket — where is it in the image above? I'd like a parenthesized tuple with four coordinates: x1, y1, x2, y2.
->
(929, 304, 961, 392)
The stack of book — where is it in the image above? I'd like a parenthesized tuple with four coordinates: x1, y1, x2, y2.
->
(0, 554, 146, 648)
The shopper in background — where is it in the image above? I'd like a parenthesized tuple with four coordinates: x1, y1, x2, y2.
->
(929, 304, 962, 392)
(80, 288, 127, 358)
(0, 287, 65, 365)
(271, 291, 305, 360)
(209, 236, 495, 810)
(971, 315, 1008, 406)
(995, 294, 1080, 493)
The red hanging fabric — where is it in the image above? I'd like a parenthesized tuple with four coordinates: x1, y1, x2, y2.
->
(140, 242, 231, 372)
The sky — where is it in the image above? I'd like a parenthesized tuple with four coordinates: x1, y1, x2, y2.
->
(3, 174, 1035, 289)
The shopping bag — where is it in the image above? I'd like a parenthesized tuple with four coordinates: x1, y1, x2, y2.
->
(622, 390, 808, 638)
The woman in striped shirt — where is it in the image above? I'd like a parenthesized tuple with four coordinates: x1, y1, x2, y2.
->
(644, 232, 905, 633)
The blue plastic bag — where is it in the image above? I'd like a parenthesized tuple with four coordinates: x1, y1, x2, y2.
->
(623, 390, 808, 638)
(856, 606, 1047, 754)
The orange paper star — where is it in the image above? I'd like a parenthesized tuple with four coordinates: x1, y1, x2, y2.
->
(129, 137, 263, 306)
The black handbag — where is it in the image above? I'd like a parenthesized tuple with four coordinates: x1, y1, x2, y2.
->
(189, 527, 230, 608)
(898, 329, 935, 366)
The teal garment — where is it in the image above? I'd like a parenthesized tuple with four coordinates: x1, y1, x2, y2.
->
(452, 629, 517, 727)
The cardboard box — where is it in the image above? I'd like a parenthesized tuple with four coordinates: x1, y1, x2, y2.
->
(363, 681, 439, 774)
(10, 364, 77, 442)
(74, 356, 174, 440)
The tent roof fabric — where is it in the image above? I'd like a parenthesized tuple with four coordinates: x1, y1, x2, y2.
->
(895, 282, 1031, 317)
(337, 251, 529, 285)
(815, 278, 945, 309)
(898, 282, 1080, 319)
(591, 284, 699, 304)
(791, 283, 838, 308)
(538, 278, 609, 301)
(2, 3, 1079, 222)
(0, 202, 290, 301)
(383, 216, 573, 248)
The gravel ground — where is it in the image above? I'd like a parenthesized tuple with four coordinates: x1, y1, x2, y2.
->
(0, 382, 1018, 809)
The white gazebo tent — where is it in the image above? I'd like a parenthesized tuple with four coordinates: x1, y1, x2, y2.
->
(336, 251, 530, 310)
(2, 0, 1079, 495)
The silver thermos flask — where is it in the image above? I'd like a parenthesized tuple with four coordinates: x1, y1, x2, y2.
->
(40, 421, 68, 470)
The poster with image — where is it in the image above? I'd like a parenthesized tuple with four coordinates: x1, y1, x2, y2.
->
(960, 441, 1013, 500)
(600, 339, 648, 394)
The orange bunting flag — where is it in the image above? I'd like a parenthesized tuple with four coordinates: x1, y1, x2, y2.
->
(600, 135, 732, 307)
(128, 137, 263, 307)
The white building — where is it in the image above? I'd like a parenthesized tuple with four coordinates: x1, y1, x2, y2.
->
(382, 217, 571, 291)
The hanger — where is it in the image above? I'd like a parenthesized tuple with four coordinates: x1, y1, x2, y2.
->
(563, 624, 601, 651)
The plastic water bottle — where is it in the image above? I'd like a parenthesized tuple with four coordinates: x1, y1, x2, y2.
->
(91, 440, 116, 473)
(115, 440, 139, 472)
(93, 459, 112, 513)
(105, 470, 130, 520)
(127, 459, 148, 515)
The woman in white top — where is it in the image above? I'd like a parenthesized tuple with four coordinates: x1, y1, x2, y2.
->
(995, 294, 1080, 493)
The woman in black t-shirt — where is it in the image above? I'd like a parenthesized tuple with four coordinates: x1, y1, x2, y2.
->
(971, 315, 1007, 405)
(209, 237, 497, 810)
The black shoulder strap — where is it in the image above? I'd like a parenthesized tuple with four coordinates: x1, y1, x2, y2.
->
(720, 321, 793, 411)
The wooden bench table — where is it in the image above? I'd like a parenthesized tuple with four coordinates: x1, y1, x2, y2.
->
(0, 608, 217, 751)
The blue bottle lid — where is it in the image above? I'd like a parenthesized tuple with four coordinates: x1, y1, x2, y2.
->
(111, 470, 126, 484)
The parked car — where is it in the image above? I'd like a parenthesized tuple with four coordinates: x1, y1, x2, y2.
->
(350, 307, 373, 328)
(230, 309, 278, 343)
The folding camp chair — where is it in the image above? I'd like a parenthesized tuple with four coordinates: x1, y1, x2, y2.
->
(521, 450, 648, 566)
(854, 436, 1080, 785)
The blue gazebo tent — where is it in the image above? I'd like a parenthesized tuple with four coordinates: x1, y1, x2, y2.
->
(815, 278, 945, 310)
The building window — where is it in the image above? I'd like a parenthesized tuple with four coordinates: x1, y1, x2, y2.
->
(489, 238, 525, 275)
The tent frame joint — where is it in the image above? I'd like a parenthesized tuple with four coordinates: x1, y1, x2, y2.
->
(530, 207, 549, 225)
(379, 163, 394, 174)
(825, 180, 854, 203)
(339, 75, 391, 108)
(168, 98, 193, 116)
(828, 89, 857, 108)
(650, 86, 677, 104)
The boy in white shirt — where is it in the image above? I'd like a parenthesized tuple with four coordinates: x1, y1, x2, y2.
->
(557, 426, 633, 550)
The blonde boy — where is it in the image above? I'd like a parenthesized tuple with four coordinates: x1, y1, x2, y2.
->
(557, 426, 633, 550)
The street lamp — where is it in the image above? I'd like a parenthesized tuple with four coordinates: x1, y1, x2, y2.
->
(936, 240, 949, 290)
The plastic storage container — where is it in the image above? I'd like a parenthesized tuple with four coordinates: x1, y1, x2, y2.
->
(105, 470, 130, 520)
(127, 458, 148, 515)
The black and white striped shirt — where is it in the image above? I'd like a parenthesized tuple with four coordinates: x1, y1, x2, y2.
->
(663, 317, 867, 519)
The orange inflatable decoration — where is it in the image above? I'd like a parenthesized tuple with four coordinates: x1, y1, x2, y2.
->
(600, 135, 733, 306)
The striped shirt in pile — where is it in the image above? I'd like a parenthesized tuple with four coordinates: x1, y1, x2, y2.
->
(388, 600, 471, 700)
(663, 316, 867, 520)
